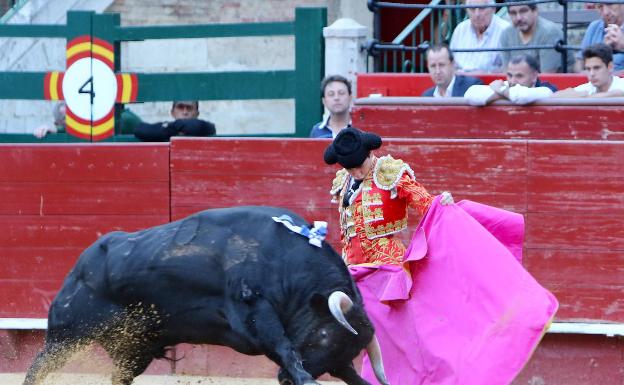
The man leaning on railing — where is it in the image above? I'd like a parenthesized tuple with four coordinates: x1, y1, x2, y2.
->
(464, 53, 556, 106)
(554, 43, 624, 98)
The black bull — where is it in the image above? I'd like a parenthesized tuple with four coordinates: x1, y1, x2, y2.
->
(24, 206, 389, 385)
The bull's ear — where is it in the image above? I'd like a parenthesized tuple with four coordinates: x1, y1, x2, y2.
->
(309, 293, 329, 315)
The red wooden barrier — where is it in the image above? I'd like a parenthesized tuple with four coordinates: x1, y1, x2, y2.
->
(0, 139, 621, 321)
(0, 139, 621, 382)
(356, 73, 591, 98)
(352, 99, 624, 140)
(0, 143, 171, 318)
(171, 138, 624, 322)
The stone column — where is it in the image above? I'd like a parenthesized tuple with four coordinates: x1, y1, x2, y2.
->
(323, 18, 368, 97)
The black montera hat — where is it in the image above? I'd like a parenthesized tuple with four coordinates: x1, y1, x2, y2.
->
(323, 127, 382, 168)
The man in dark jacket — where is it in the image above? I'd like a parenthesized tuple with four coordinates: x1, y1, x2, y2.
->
(422, 44, 483, 97)
(465, 53, 558, 105)
(134, 101, 216, 142)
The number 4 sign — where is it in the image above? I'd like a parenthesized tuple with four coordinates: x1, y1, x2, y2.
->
(44, 36, 138, 140)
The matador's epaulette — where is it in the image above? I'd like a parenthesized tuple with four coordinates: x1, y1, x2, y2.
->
(330, 168, 349, 196)
(372, 155, 415, 191)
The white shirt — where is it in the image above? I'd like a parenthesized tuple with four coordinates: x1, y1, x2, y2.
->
(464, 82, 553, 106)
(573, 76, 624, 95)
(433, 75, 456, 97)
(450, 15, 510, 73)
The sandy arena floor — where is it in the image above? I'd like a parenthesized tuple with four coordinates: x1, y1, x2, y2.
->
(0, 373, 341, 384)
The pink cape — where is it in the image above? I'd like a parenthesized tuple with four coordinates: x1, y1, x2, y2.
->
(349, 198, 558, 385)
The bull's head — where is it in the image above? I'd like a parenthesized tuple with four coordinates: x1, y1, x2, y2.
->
(328, 291, 389, 385)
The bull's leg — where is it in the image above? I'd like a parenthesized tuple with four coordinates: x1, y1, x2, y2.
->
(249, 299, 319, 385)
(109, 353, 153, 385)
(100, 334, 155, 385)
(22, 340, 81, 385)
(329, 364, 372, 385)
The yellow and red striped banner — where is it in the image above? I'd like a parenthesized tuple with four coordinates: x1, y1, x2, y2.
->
(66, 36, 114, 69)
(66, 107, 115, 141)
(115, 73, 138, 103)
(43, 72, 64, 100)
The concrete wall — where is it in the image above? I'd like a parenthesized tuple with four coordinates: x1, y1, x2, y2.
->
(0, 0, 373, 136)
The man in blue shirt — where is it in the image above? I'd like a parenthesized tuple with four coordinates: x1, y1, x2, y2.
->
(575, 3, 624, 72)
(310, 75, 352, 138)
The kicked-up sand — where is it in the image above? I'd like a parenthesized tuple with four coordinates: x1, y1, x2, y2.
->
(0, 373, 342, 384)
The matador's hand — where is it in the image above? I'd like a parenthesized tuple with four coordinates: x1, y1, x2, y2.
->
(440, 191, 454, 205)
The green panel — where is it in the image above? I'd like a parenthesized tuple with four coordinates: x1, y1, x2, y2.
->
(105, 134, 140, 142)
(0, 133, 87, 143)
(116, 22, 294, 41)
(0, 132, 303, 142)
(136, 71, 296, 101)
(92, 13, 123, 134)
(294, 8, 326, 138)
(92, 13, 119, 48)
(0, 24, 66, 38)
(0, 72, 46, 99)
(65, 11, 93, 42)
(0, 133, 140, 143)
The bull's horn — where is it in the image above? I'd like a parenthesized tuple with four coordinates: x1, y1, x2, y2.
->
(327, 291, 358, 335)
(366, 335, 390, 385)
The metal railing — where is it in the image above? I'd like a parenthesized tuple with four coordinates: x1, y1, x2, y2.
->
(366, 0, 608, 73)
(0, 8, 326, 140)
(0, 0, 25, 24)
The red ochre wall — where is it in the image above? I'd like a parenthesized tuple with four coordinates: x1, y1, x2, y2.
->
(0, 138, 622, 383)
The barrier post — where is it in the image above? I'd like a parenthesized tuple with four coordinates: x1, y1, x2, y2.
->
(294, 7, 326, 137)
(323, 18, 368, 98)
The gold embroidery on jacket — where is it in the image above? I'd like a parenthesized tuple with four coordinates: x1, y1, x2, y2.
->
(330, 169, 349, 197)
(373, 155, 415, 191)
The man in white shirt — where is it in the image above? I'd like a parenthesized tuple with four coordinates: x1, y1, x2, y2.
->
(450, 0, 510, 73)
(464, 53, 557, 106)
(553, 43, 624, 98)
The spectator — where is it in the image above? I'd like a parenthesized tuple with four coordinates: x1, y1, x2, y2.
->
(604, 22, 624, 52)
(449, 0, 510, 73)
(465, 53, 557, 105)
(554, 43, 624, 98)
(33, 102, 66, 138)
(500, 0, 571, 73)
(310, 75, 352, 138)
(422, 44, 483, 97)
(134, 101, 216, 142)
(575, 3, 624, 72)
(33, 102, 142, 138)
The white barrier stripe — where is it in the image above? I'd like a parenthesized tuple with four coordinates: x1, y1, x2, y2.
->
(0, 318, 47, 329)
(0, 319, 623, 337)
(547, 322, 624, 337)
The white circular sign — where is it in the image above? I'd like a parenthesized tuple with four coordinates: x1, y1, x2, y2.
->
(62, 57, 118, 121)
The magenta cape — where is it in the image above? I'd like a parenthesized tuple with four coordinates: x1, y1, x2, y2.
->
(349, 198, 558, 385)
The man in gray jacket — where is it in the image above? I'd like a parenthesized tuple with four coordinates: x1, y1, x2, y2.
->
(499, 0, 572, 73)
